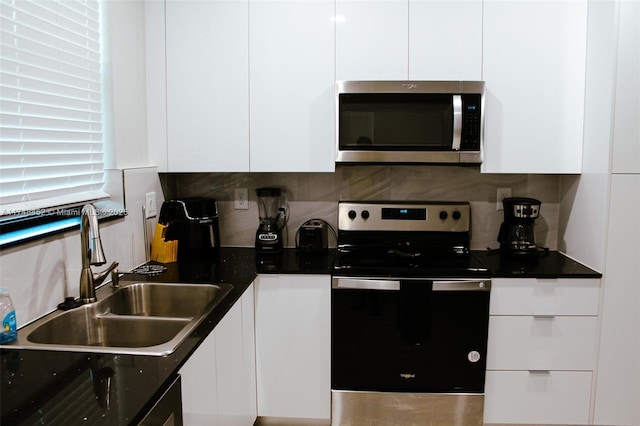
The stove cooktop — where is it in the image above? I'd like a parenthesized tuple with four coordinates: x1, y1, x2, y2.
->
(333, 248, 490, 278)
(334, 201, 490, 278)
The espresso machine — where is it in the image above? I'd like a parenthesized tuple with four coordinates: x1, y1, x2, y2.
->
(255, 187, 288, 252)
(497, 197, 542, 256)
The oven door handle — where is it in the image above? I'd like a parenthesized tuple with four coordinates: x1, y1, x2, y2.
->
(332, 278, 401, 291)
(332, 278, 491, 291)
(433, 280, 491, 291)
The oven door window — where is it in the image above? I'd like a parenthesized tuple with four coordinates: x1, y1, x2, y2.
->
(331, 280, 489, 393)
(339, 94, 453, 150)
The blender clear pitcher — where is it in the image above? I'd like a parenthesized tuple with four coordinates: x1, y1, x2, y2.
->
(255, 187, 287, 251)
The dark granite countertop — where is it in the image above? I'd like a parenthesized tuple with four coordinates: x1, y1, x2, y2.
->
(2, 246, 599, 425)
(472, 249, 602, 278)
(0, 247, 335, 426)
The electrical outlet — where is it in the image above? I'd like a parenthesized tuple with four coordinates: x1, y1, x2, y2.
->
(496, 188, 512, 210)
(145, 192, 157, 218)
(234, 188, 248, 210)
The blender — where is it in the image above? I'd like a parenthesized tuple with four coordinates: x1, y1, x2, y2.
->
(255, 187, 288, 252)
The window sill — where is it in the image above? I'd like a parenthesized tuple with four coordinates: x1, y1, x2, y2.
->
(0, 212, 126, 250)
(0, 170, 127, 250)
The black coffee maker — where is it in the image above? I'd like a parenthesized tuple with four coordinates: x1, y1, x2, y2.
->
(497, 197, 542, 256)
(159, 198, 220, 258)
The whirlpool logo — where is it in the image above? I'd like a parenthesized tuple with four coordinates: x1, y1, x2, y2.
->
(400, 373, 416, 379)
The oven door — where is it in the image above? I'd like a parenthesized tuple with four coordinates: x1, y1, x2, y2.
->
(331, 277, 490, 393)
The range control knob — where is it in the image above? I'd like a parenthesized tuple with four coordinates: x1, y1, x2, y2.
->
(452, 210, 462, 220)
(361, 210, 370, 220)
(348, 210, 357, 220)
(439, 211, 448, 220)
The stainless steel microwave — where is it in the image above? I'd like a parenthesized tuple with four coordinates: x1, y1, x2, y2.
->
(336, 81, 484, 165)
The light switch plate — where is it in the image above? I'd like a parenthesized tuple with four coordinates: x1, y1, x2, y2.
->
(234, 188, 248, 210)
(496, 188, 512, 210)
(145, 192, 157, 218)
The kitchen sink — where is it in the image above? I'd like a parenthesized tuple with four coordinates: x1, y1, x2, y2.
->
(6, 281, 233, 356)
(108, 283, 227, 317)
(28, 314, 190, 348)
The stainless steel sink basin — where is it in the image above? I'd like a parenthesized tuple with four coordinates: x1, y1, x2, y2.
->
(108, 283, 227, 317)
(28, 314, 190, 348)
(6, 281, 233, 356)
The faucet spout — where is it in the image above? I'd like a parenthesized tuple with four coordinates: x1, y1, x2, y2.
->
(79, 204, 117, 304)
(93, 261, 119, 287)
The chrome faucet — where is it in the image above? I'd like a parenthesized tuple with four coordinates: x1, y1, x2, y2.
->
(79, 204, 118, 303)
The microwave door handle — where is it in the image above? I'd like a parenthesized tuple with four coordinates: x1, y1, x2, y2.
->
(452, 95, 462, 150)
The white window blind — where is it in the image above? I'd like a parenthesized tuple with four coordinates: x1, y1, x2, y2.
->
(0, 0, 107, 217)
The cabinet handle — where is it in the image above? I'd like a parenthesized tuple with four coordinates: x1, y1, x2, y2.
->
(532, 315, 556, 319)
(528, 370, 551, 375)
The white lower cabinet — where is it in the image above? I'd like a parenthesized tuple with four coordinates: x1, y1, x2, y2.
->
(484, 278, 600, 425)
(254, 274, 331, 420)
(180, 283, 257, 426)
(486, 316, 597, 371)
(484, 371, 593, 425)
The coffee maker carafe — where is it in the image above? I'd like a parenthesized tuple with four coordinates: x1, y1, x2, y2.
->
(255, 187, 288, 252)
(497, 197, 541, 256)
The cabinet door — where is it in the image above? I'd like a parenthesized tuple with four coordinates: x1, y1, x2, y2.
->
(481, 0, 588, 174)
(254, 274, 331, 419)
(484, 371, 592, 425)
(215, 283, 257, 426)
(180, 284, 257, 426)
(490, 278, 600, 316)
(165, 0, 249, 172)
(611, 0, 640, 173)
(487, 316, 597, 371)
(594, 175, 640, 424)
(180, 326, 218, 425)
(145, 1, 168, 172)
(409, 0, 482, 80)
(249, 0, 335, 172)
(336, 0, 408, 80)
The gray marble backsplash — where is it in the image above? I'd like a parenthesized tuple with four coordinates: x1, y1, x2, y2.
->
(160, 165, 560, 251)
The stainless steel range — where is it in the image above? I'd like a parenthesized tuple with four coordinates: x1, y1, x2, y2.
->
(331, 201, 491, 426)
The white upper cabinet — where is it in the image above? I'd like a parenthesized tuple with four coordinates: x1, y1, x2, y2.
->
(336, 0, 481, 81)
(336, 0, 409, 80)
(481, 0, 588, 174)
(249, 0, 335, 172)
(611, 0, 639, 174)
(164, 0, 250, 172)
(154, 0, 334, 173)
(409, 0, 482, 80)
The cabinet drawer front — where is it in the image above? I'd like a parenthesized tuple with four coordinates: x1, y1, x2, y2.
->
(490, 278, 600, 315)
(484, 371, 592, 425)
(486, 316, 597, 370)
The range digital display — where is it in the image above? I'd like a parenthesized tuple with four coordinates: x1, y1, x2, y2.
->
(381, 208, 427, 220)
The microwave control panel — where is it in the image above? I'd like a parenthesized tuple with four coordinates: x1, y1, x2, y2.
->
(461, 94, 482, 151)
